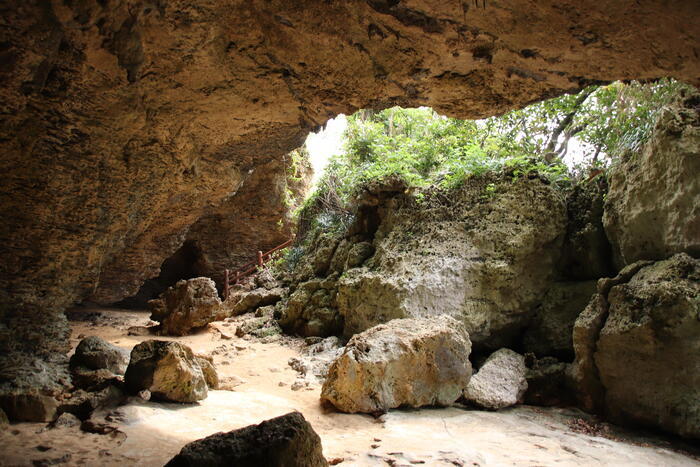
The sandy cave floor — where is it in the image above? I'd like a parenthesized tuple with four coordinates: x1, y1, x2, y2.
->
(1, 308, 699, 467)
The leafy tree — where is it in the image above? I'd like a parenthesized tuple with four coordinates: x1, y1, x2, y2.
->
(303, 78, 691, 218)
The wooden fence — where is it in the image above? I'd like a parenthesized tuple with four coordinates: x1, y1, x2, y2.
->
(223, 238, 293, 300)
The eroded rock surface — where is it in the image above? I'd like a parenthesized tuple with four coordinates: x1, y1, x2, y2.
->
(464, 348, 527, 410)
(2, 0, 699, 405)
(150, 278, 226, 336)
(573, 254, 700, 439)
(124, 340, 208, 403)
(165, 411, 328, 467)
(604, 90, 700, 267)
(321, 316, 472, 413)
(292, 175, 567, 350)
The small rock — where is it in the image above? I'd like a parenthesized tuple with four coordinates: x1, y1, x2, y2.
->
(32, 454, 71, 466)
(81, 418, 119, 435)
(138, 390, 151, 401)
(195, 355, 219, 389)
(218, 376, 246, 391)
(51, 413, 80, 429)
(291, 380, 308, 391)
(127, 326, 152, 336)
(464, 348, 527, 410)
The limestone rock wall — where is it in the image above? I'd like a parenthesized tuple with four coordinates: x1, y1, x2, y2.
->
(279, 174, 568, 351)
(2, 0, 699, 322)
(1, 0, 699, 415)
(604, 90, 700, 268)
(572, 254, 700, 439)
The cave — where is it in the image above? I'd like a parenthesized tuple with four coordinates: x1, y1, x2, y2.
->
(0, 0, 699, 464)
(115, 241, 203, 309)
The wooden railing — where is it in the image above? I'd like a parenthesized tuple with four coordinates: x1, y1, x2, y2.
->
(223, 238, 293, 300)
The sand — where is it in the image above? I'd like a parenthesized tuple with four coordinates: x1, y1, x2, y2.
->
(1, 308, 698, 467)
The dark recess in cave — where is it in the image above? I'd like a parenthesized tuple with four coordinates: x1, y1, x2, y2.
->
(115, 241, 202, 309)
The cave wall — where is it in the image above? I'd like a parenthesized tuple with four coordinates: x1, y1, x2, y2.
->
(1, 0, 699, 398)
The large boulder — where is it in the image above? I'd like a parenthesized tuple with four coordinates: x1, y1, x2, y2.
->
(150, 278, 226, 336)
(165, 411, 328, 467)
(522, 281, 597, 361)
(573, 254, 700, 439)
(321, 315, 472, 413)
(604, 91, 700, 268)
(69, 336, 129, 389)
(336, 176, 567, 349)
(464, 348, 527, 410)
(0, 390, 59, 423)
(124, 340, 208, 403)
(70, 336, 129, 374)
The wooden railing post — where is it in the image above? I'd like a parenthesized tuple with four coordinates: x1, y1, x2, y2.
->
(223, 239, 292, 289)
(223, 269, 229, 300)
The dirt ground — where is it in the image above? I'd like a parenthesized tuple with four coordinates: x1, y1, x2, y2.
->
(1, 307, 698, 467)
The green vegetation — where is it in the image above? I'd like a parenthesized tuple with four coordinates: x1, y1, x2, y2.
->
(284, 78, 691, 257)
(308, 78, 688, 207)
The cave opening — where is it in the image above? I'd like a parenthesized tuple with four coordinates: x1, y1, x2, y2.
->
(1, 1, 699, 463)
(115, 240, 203, 309)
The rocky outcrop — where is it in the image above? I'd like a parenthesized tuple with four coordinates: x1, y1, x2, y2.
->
(464, 348, 527, 410)
(124, 340, 208, 403)
(522, 281, 597, 361)
(572, 254, 700, 439)
(321, 316, 472, 413)
(278, 276, 342, 337)
(165, 411, 328, 467)
(150, 278, 226, 336)
(604, 91, 700, 268)
(337, 176, 566, 349)
(2, 1, 698, 405)
(234, 307, 283, 340)
(0, 353, 70, 422)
